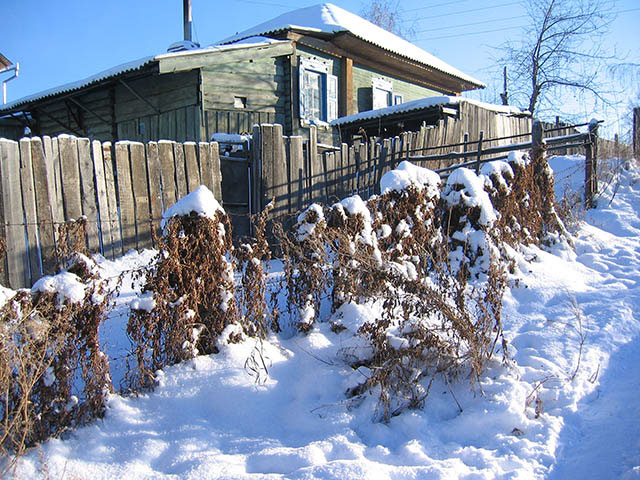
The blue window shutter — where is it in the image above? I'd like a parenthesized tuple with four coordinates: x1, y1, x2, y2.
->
(327, 74, 338, 122)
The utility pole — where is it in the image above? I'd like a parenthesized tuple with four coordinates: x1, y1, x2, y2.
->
(500, 66, 508, 106)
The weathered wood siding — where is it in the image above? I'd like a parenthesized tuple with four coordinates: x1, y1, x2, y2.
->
(352, 63, 441, 112)
(115, 70, 201, 143)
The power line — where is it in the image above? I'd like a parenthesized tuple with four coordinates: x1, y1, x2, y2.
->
(414, 1, 522, 22)
(404, 0, 474, 13)
(414, 14, 528, 34)
(417, 25, 525, 42)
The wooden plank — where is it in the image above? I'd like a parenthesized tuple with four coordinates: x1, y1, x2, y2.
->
(30, 138, 57, 275)
(271, 124, 287, 216)
(146, 141, 163, 243)
(1, 140, 28, 288)
(43, 137, 65, 228)
(58, 135, 83, 221)
(260, 124, 275, 210)
(158, 140, 177, 208)
(114, 142, 136, 254)
(92, 140, 113, 259)
(198, 142, 214, 193)
(184, 141, 200, 192)
(129, 142, 152, 250)
(19, 139, 42, 283)
(77, 137, 100, 252)
(173, 142, 188, 200)
(250, 125, 262, 219)
(347, 144, 356, 196)
(209, 142, 223, 203)
(288, 136, 304, 211)
(102, 142, 122, 258)
(308, 125, 319, 203)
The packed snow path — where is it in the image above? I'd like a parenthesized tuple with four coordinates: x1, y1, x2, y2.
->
(9, 158, 640, 479)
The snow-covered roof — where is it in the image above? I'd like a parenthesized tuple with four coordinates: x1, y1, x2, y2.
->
(0, 40, 281, 113)
(0, 56, 156, 112)
(331, 96, 527, 127)
(218, 3, 484, 88)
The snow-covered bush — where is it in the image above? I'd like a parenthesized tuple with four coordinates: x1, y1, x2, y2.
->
(127, 186, 238, 390)
(0, 255, 111, 464)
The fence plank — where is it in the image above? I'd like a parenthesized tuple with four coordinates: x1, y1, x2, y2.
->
(58, 135, 83, 221)
(209, 142, 223, 203)
(1, 140, 28, 288)
(129, 142, 152, 250)
(198, 142, 214, 193)
(173, 142, 188, 200)
(102, 142, 122, 258)
(19, 139, 41, 283)
(260, 124, 274, 210)
(92, 140, 113, 259)
(31, 138, 57, 275)
(289, 136, 304, 212)
(159, 140, 177, 209)
(43, 136, 65, 229)
(115, 142, 136, 254)
(146, 141, 163, 242)
(272, 124, 287, 216)
(184, 141, 200, 192)
(77, 138, 100, 252)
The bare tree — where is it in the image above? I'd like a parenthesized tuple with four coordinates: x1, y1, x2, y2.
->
(361, 0, 415, 39)
(499, 0, 616, 116)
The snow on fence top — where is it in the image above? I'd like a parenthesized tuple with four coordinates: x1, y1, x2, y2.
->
(217, 3, 484, 88)
(331, 96, 527, 127)
(161, 185, 224, 231)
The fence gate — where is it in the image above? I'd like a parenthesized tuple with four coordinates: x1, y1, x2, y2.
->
(217, 138, 252, 238)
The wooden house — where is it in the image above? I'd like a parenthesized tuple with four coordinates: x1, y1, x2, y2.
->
(0, 3, 484, 145)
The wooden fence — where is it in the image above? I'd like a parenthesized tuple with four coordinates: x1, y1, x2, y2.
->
(253, 120, 601, 220)
(0, 135, 222, 288)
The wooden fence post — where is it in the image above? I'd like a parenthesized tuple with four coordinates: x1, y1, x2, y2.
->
(532, 120, 544, 150)
(475, 131, 484, 174)
(585, 121, 599, 208)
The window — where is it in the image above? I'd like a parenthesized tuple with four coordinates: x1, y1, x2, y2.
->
(394, 94, 404, 106)
(372, 78, 393, 110)
(299, 58, 338, 124)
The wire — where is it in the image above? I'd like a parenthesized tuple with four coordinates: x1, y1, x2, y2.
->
(414, 14, 528, 34)
(404, 0, 475, 13)
(414, 1, 521, 22)
(416, 25, 525, 42)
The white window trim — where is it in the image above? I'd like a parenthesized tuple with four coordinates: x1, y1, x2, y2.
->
(372, 77, 394, 110)
(299, 57, 338, 126)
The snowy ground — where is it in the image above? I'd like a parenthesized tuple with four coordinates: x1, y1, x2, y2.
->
(8, 155, 640, 479)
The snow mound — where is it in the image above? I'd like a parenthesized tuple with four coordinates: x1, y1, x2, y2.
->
(31, 272, 86, 304)
(160, 185, 224, 230)
(443, 167, 497, 227)
(380, 160, 441, 197)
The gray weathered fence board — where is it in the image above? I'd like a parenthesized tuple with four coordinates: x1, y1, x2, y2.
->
(184, 142, 200, 192)
(173, 142, 188, 200)
(115, 142, 136, 254)
(146, 141, 163, 243)
(58, 135, 83, 221)
(19, 139, 41, 283)
(159, 140, 177, 209)
(77, 137, 100, 252)
(1, 140, 28, 288)
(102, 142, 122, 258)
(129, 142, 152, 250)
(92, 140, 113, 259)
(31, 138, 57, 275)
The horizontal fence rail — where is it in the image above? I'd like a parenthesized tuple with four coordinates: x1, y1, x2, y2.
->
(253, 120, 604, 223)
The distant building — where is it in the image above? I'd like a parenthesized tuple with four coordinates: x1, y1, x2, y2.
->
(0, 4, 484, 144)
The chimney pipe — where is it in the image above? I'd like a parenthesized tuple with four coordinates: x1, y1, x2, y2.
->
(183, 0, 192, 42)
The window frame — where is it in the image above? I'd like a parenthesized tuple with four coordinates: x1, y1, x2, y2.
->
(299, 57, 338, 124)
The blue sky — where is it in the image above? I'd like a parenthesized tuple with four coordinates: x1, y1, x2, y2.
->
(2, 0, 638, 137)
